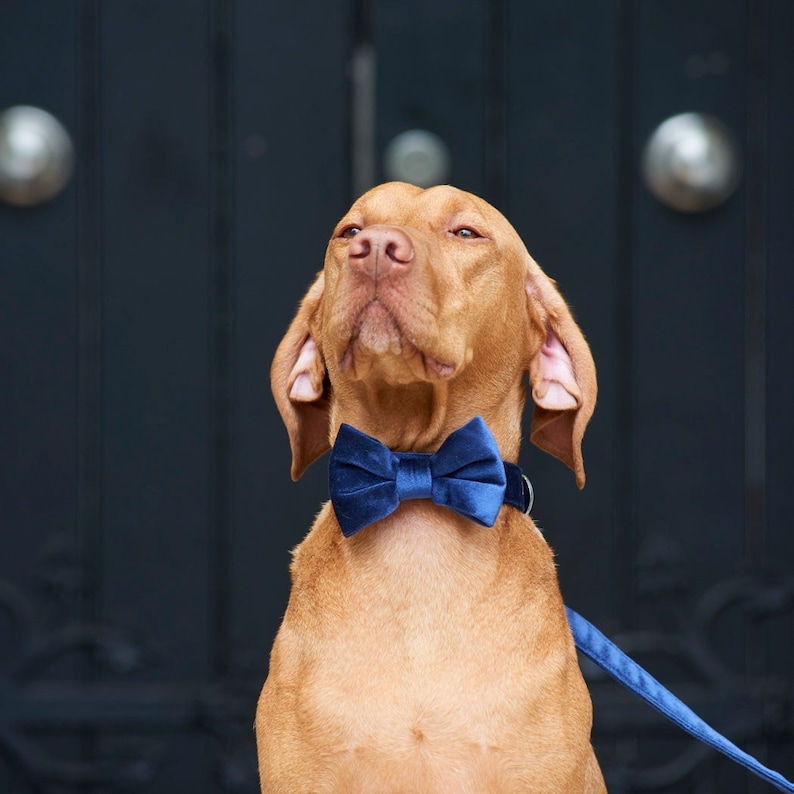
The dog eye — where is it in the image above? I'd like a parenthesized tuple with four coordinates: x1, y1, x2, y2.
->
(454, 227, 481, 239)
(340, 226, 362, 239)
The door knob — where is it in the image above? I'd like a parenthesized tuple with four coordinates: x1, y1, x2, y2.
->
(0, 106, 74, 207)
(642, 112, 742, 213)
(383, 129, 451, 188)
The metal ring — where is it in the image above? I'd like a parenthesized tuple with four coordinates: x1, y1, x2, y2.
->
(522, 475, 534, 515)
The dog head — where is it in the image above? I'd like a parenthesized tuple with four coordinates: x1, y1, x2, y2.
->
(272, 182, 596, 487)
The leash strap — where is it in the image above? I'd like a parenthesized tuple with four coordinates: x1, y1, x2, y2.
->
(566, 607, 794, 792)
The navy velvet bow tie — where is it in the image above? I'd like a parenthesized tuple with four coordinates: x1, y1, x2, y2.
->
(328, 416, 531, 537)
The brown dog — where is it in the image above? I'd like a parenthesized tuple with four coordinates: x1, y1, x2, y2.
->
(257, 182, 605, 792)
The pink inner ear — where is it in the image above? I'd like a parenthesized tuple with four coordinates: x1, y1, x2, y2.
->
(533, 331, 579, 410)
(288, 338, 324, 402)
(290, 374, 320, 401)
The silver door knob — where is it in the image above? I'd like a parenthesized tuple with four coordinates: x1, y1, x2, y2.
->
(0, 106, 74, 207)
(642, 112, 741, 213)
(383, 130, 451, 188)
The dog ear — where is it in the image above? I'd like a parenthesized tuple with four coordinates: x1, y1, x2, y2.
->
(270, 272, 332, 480)
(525, 256, 597, 489)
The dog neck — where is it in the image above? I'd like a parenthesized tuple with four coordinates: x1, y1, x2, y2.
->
(329, 376, 526, 462)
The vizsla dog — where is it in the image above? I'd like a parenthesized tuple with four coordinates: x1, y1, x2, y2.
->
(257, 182, 605, 792)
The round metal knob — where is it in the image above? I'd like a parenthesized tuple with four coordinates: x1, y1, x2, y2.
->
(642, 112, 742, 213)
(383, 129, 451, 188)
(0, 106, 75, 207)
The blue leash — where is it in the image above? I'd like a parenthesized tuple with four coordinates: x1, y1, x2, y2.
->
(566, 607, 794, 793)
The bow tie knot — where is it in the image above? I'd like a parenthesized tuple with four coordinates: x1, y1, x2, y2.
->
(328, 416, 531, 537)
(395, 455, 434, 501)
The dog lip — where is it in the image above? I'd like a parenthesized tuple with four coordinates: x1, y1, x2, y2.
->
(422, 354, 455, 378)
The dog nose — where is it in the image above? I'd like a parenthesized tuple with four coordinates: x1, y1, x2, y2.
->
(348, 226, 414, 279)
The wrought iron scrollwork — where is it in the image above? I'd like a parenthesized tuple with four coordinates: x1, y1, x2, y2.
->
(586, 572, 794, 792)
(0, 534, 262, 792)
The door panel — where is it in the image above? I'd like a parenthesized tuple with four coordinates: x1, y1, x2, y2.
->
(376, 0, 487, 196)
(766, 1, 794, 778)
(506, 0, 621, 627)
(98, 1, 214, 789)
(0, 3, 83, 792)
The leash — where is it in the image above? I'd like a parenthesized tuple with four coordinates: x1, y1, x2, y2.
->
(566, 607, 794, 793)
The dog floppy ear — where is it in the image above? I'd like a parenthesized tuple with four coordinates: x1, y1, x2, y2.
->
(271, 272, 331, 480)
(525, 256, 597, 489)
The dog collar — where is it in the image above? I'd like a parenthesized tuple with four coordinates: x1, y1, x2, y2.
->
(328, 416, 533, 537)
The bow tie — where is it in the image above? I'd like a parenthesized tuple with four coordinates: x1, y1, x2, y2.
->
(328, 416, 532, 537)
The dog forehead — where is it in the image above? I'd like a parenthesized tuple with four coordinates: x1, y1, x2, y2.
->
(345, 182, 503, 229)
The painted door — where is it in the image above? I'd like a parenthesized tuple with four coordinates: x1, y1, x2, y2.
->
(1, 1, 791, 791)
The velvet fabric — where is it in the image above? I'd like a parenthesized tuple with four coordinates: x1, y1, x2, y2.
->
(566, 607, 794, 792)
(328, 416, 528, 537)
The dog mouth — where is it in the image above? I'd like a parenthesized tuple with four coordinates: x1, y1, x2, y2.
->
(339, 300, 455, 380)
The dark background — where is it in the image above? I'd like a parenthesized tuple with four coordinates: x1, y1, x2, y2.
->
(1, 1, 792, 791)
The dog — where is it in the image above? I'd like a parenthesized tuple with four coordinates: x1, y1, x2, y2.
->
(256, 181, 605, 792)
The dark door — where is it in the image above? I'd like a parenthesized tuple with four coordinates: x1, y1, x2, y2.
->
(1, 2, 791, 792)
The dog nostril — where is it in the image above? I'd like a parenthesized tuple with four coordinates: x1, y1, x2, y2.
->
(383, 233, 414, 265)
(384, 240, 413, 264)
(348, 236, 371, 258)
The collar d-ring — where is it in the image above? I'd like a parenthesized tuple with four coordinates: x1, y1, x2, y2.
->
(522, 474, 534, 514)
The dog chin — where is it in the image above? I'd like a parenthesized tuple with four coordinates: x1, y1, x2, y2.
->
(336, 300, 455, 382)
